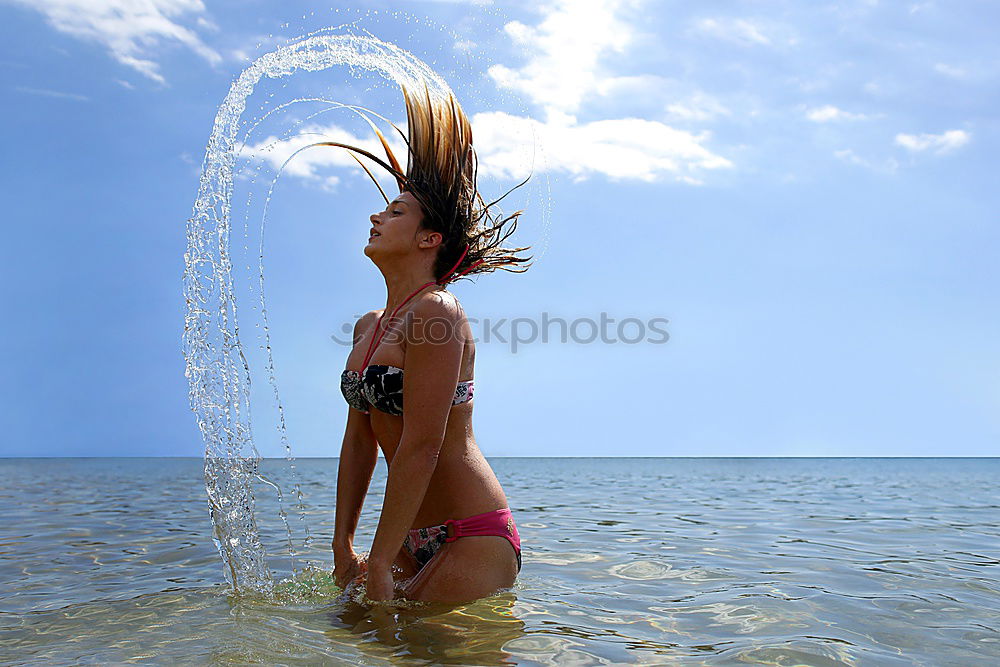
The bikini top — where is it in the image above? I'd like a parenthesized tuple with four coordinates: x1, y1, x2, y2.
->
(341, 245, 483, 418)
(340, 365, 474, 416)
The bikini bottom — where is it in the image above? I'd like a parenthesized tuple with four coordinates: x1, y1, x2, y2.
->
(402, 507, 522, 573)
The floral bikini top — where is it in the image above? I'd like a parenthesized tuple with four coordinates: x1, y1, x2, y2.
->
(340, 365, 474, 417)
(340, 260, 480, 417)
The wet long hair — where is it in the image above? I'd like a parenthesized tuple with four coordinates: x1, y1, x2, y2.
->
(317, 84, 532, 283)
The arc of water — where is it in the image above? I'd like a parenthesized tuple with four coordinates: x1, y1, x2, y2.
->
(183, 33, 449, 595)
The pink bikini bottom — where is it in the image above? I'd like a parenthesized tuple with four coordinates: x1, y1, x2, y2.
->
(402, 507, 522, 572)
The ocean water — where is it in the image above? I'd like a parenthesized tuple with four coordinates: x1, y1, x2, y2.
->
(1, 457, 998, 665)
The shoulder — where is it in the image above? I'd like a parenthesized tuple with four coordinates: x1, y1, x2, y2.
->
(352, 308, 384, 343)
(406, 290, 467, 342)
(408, 289, 465, 324)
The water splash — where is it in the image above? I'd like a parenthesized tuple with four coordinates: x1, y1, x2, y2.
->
(184, 32, 456, 596)
(184, 27, 547, 598)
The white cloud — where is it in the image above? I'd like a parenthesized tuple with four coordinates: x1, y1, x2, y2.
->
(473, 111, 732, 184)
(484, 0, 731, 183)
(834, 149, 898, 174)
(838, 129, 969, 171)
(933, 63, 966, 79)
(834, 148, 865, 167)
(239, 112, 732, 190)
(666, 92, 732, 122)
(8, 0, 220, 83)
(692, 17, 779, 47)
(240, 124, 408, 193)
(894, 129, 970, 154)
(592, 73, 668, 100)
(14, 86, 89, 101)
(487, 0, 639, 118)
(805, 105, 868, 122)
(195, 16, 218, 32)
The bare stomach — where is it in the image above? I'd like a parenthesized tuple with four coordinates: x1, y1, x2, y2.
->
(371, 406, 509, 528)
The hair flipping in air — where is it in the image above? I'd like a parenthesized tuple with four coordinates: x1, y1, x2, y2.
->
(315, 83, 532, 283)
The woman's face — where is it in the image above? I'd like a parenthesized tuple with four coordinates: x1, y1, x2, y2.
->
(366, 190, 443, 263)
(366, 190, 424, 256)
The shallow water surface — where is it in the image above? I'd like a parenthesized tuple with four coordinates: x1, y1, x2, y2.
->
(1, 457, 998, 665)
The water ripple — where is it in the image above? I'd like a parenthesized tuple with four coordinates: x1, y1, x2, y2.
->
(1, 457, 999, 665)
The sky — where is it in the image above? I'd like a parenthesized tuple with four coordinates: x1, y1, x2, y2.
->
(1, 0, 997, 457)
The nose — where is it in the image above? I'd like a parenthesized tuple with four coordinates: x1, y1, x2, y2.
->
(370, 212, 380, 225)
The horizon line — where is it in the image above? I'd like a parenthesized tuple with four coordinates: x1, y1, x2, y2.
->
(2, 455, 999, 460)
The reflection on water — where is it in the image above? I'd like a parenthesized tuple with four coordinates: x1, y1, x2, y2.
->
(326, 594, 525, 665)
(1, 457, 999, 665)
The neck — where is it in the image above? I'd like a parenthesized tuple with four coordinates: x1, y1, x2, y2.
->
(382, 266, 441, 313)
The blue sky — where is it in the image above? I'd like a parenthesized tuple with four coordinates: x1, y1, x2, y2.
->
(1, 0, 997, 457)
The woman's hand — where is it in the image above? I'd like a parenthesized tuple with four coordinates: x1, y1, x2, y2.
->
(363, 563, 395, 602)
(334, 547, 367, 590)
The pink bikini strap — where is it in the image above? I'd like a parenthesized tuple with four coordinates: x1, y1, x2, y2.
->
(436, 243, 485, 285)
(360, 279, 434, 370)
(360, 244, 483, 370)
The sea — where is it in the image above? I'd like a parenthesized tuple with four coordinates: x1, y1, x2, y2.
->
(1, 457, 998, 665)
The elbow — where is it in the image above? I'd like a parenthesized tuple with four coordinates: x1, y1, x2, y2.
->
(396, 436, 443, 471)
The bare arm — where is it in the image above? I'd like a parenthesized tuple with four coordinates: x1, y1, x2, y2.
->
(366, 295, 464, 575)
(333, 312, 381, 561)
(333, 405, 378, 558)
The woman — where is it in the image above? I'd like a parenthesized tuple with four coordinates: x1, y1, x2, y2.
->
(328, 85, 531, 603)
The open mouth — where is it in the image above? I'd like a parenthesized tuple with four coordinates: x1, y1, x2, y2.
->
(369, 229, 381, 238)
